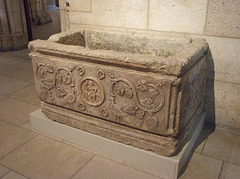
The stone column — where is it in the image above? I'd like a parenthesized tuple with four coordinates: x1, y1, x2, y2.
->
(0, 0, 28, 51)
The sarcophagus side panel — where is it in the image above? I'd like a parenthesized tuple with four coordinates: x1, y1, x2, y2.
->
(32, 54, 178, 136)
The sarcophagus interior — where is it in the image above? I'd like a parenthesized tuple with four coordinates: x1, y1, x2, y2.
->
(29, 29, 209, 156)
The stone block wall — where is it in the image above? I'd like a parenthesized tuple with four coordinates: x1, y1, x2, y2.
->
(0, 0, 28, 51)
(59, 0, 240, 132)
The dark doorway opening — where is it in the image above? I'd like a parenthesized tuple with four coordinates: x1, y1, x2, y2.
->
(24, 0, 61, 41)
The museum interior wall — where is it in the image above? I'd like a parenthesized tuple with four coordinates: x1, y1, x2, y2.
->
(0, 0, 28, 51)
(59, 0, 240, 132)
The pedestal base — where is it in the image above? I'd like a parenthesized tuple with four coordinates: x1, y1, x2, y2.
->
(30, 109, 205, 179)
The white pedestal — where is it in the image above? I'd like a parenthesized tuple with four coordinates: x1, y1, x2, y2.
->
(30, 109, 205, 179)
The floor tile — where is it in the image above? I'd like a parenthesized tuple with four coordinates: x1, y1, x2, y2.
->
(1, 171, 28, 179)
(0, 165, 10, 178)
(0, 76, 15, 86)
(16, 61, 32, 69)
(6, 67, 34, 83)
(179, 153, 222, 179)
(194, 125, 213, 154)
(3, 49, 30, 59)
(21, 122, 32, 131)
(8, 85, 41, 106)
(0, 98, 39, 126)
(0, 135, 94, 179)
(0, 64, 21, 75)
(0, 78, 30, 96)
(202, 128, 239, 163)
(0, 120, 36, 159)
(72, 156, 160, 179)
(229, 135, 240, 165)
(219, 162, 240, 179)
(0, 55, 28, 66)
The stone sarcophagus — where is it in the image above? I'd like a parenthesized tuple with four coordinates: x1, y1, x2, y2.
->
(29, 29, 209, 156)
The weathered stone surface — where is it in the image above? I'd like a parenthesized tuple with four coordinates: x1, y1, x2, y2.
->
(206, 0, 240, 38)
(29, 28, 209, 156)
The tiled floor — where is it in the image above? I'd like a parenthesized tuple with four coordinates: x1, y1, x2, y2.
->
(0, 9, 240, 179)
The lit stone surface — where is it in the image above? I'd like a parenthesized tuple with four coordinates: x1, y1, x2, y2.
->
(202, 128, 240, 164)
(206, 0, 240, 38)
(214, 81, 240, 131)
(202, 36, 240, 84)
(0, 120, 36, 159)
(220, 162, 240, 179)
(0, 135, 94, 179)
(0, 165, 10, 178)
(179, 153, 222, 179)
(69, 0, 148, 29)
(1, 171, 27, 179)
(149, 0, 208, 34)
(65, 0, 91, 11)
(29, 28, 209, 156)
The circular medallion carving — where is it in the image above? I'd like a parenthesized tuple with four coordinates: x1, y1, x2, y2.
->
(80, 77, 104, 106)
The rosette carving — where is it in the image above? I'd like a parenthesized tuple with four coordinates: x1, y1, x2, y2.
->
(80, 77, 104, 107)
(97, 70, 105, 80)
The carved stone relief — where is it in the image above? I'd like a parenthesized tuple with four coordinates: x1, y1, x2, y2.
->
(33, 58, 172, 135)
(80, 77, 105, 106)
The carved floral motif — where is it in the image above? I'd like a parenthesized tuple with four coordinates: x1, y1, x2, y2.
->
(123, 105, 137, 116)
(125, 88, 133, 99)
(77, 66, 85, 76)
(137, 110, 145, 120)
(140, 98, 155, 110)
(55, 68, 76, 105)
(146, 116, 158, 129)
(108, 69, 114, 79)
(37, 63, 55, 89)
(100, 108, 108, 117)
(35, 61, 167, 131)
(78, 102, 86, 111)
(137, 79, 147, 92)
(97, 70, 105, 80)
(109, 74, 166, 130)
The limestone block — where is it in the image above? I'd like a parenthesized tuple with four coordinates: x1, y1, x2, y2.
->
(206, 0, 240, 38)
(149, 0, 208, 34)
(204, 36, 240, 84)
(214, 81, 240, 131)
(69, 0, 148, 29)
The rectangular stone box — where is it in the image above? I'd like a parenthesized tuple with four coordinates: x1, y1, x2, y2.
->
(29, 28, 209, 156)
